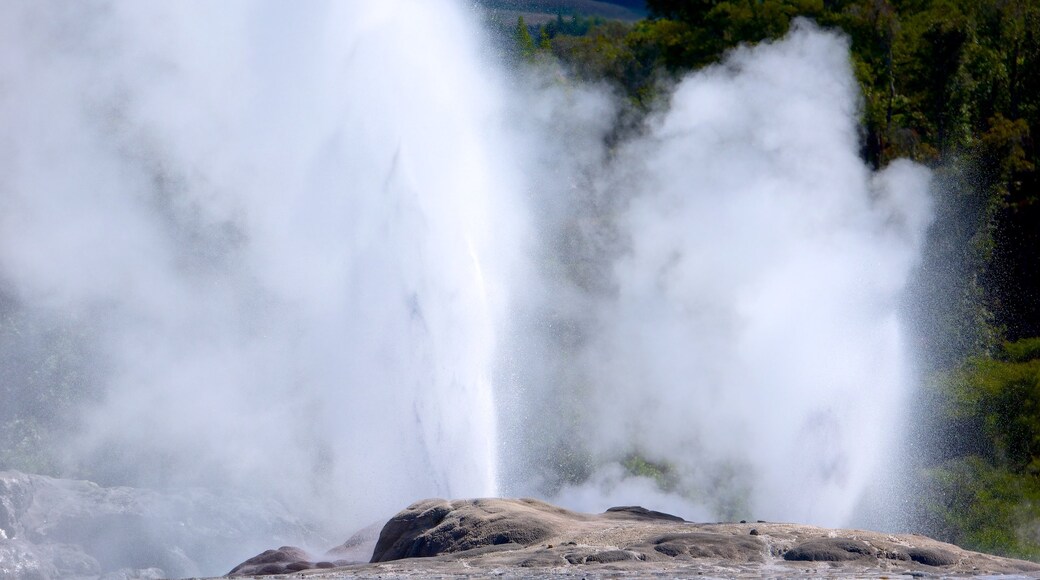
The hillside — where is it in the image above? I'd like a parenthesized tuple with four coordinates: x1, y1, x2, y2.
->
(476, 0, 646, 23)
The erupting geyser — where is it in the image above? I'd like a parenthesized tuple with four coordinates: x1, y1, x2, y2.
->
(0, 0, 520, 529)
(0, 0, 933, 575)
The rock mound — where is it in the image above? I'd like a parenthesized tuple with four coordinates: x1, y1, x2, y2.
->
(641, 532, 764, 561)
(371, 498, 583, 562)
(225, 546, 348, 576)
(783, 537, 876, 561)
(228, 498, 1040, 578)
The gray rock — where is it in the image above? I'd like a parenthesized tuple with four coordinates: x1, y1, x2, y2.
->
(226, 545, 313, 576)
(371, 498, 566, 563)
(226, 545, 357, 577)
(584, 549, 646, 563)
(516, 550, 567, 567)
(783, 538, 876, 561)
(231, 498, 1040, 578)
(603, 506, 685, 523)
(906, 546, 958, 566)
(645, 532, 764, 561)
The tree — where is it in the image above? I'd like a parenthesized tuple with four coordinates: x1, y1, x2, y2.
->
(515, 16, 536, 60)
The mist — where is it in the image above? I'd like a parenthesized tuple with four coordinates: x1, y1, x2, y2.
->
(498, 21, 933, 528)
(1, 0, 933, 575)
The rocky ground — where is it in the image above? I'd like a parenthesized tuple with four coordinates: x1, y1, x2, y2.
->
(226, 498, 1040, 579)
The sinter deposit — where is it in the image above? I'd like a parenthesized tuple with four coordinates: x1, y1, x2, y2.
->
(227, 498, 1040, 578)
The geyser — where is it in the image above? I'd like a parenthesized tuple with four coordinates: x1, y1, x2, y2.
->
(0, 0, 933, 575)
(0, 0, 520, 530)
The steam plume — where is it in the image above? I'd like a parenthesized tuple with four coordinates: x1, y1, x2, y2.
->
(501, 20, 933, 528)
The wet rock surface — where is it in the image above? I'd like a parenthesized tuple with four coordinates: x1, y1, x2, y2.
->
(224, 546, 349, 577)
(782, 537, 876, 561)
(227, 498, 1040, 578)
(371, 498, 573, 563)
(641, 532, 765, 561)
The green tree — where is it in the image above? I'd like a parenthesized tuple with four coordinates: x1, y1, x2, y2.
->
(515, 16, 536, 60)
(538, 25, 552, 50)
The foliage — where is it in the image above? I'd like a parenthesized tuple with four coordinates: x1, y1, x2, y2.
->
(921, 338, 1040, 558)
(515, 16, 536, 60)
(948, 338, 1040, 471)
(545, 12, 607, 37)
(549, 20, 662, 106)
(923, 456, 1040, 560)
(622, 453, 678, 490)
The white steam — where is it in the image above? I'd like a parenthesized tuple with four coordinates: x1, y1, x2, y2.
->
(502, 21, 933, 527)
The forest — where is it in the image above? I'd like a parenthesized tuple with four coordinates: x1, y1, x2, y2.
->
(500, 0, 1040, 560)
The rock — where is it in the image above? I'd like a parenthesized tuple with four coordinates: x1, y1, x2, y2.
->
(603, 506, 685, 523)
(226, 553, 352, 578)
(583, 549, 646, 563)
(250, 497, 1039, 578)
(643, 532, 764, 561)
(226, 546, 313, 577)
(517, 551, 566, 567)
(783, 538, 876, 561)
(906, 546, 958, 566)
(371, 498, 566, 562)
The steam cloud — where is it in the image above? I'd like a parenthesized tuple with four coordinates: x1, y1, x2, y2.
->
(500, 21, 933, 527)
(1, 0, 932, 570)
